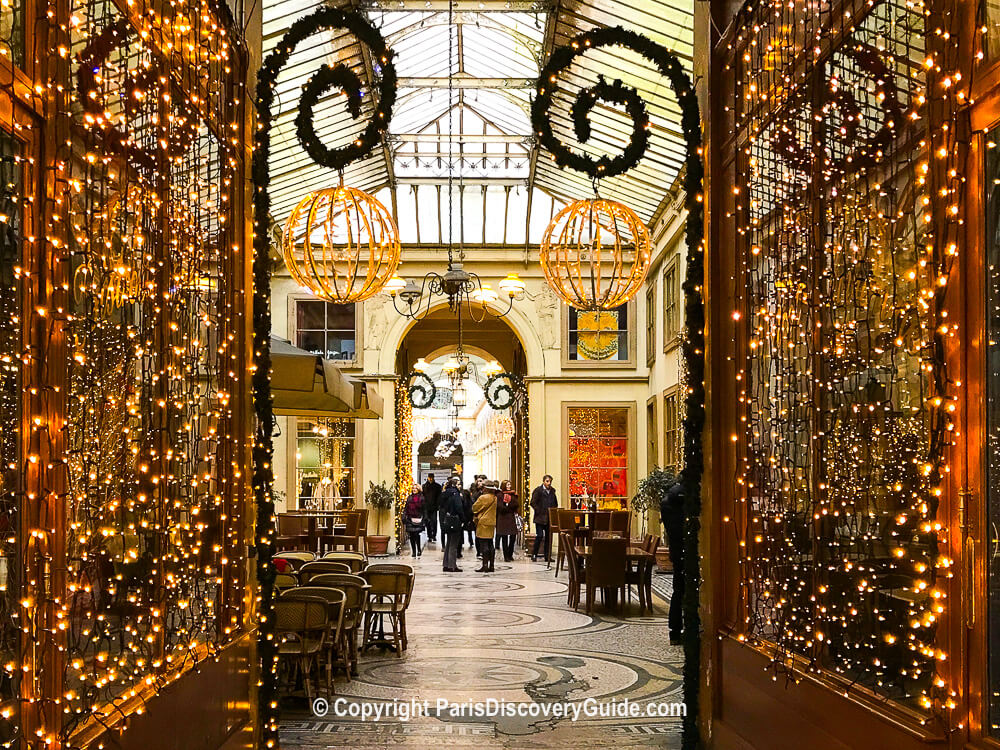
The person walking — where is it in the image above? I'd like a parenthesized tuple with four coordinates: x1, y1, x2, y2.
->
(472, 482, 498, 573)
(440, 477, 465, 572)
(495, 480, 520, 562)
(403, 484, 425, 558)
(461, 482, 475, 556)
(660, 479, 685, 643)
(529, 475, 558, 562)
(422, 473, 442, 544)
(467, 475, 486, 549)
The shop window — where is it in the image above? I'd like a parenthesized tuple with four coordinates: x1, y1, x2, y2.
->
(566, 303, 630, 364)
(295, 299, 357, 362)
(296, 418, 356, 510)
(646, 398, 658, 471)
(566, 406, 630, 509)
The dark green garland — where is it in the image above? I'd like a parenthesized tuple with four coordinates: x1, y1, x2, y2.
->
(533, 28, 705, 749)
(253, 7, 396, 747)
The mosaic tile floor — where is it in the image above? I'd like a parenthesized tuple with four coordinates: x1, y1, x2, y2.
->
(279, 542, 683, 749)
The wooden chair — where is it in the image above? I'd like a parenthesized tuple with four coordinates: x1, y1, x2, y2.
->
(610, 510, 631, 537)
(321, 551, 366, 573)
(321, 512, 362, 554)
(273, 595, 329, 701)
(547, 507, 561, 567)
(300, 560, 351, 583)
(362, 564, 414, 657)
(312, 573, 370, 677)
(561, 532, 585, 609)
(282, 588, 345, 695)
(592, 511, 613, 532)
(557, 510, 588, 576)
(585, 537, 627, 615)
(276, 514, 309, 551)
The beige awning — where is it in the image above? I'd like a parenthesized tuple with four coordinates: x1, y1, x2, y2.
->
(270, 337, 382, 419)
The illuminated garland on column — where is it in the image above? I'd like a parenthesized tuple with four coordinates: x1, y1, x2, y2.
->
(394, 380, 413, 555)
(253, 8, 395, 745)
(533, 27, 705, 747)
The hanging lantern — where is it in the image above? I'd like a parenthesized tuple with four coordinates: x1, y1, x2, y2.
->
(539, 198, 651, 310)
(282, 186, 400, 303)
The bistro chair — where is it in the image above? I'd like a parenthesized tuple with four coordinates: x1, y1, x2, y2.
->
(311, 573, 370, 676)
(300, 560, 352, 583)
(561, 532, 585, 610)
(283, 587, 347, 692)
(273, 595, 329, 701)
(362, 564, 414, 657)
(274, 551, 315, 571)
(585, 537, 627, 615)
(321, 550, 367, 573)
(557, 509, 588, 576)
(274, 572, 299, 593)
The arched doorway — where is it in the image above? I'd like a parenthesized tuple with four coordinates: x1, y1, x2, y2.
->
(395, 307, 528, 497)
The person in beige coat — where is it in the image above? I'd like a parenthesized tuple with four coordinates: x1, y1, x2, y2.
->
(472, 485, 498, 573)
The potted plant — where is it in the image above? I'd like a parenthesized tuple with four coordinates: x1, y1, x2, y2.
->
(634, 467, 677, 572)
(364, 480, 396, 556)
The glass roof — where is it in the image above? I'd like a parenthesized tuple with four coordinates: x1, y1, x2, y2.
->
(262, 0, 694, 243)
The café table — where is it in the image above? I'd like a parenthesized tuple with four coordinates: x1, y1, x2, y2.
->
(574, 544, 656, 614)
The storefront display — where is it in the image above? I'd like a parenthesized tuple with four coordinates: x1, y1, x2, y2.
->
(567, 406, 630, 509)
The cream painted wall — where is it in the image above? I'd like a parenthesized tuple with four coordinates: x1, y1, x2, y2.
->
(270, 206, 688, 536)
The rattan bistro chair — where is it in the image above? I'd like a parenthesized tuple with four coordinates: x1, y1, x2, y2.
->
(311, 573, 370, 677)
(300, 560, 352, 583)
(585, 537, 627, 615)
(362, 564, 414, 657)
(284, 587, 347, 693)
(321, 551, 367, 573)
(274, 572, 299, 593)
(273, 595, 329, 701)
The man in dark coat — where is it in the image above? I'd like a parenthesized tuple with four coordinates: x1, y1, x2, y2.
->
(529, 475, 558, 562)
(422, 473, 442, 543)
(440, 478, 465, 572)
(660, 480, 685, 642)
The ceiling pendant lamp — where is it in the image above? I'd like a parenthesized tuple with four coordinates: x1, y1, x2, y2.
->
(282, 185, 401, 303)
(539, 197, 651, 311)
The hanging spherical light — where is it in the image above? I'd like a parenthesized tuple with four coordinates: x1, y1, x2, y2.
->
(492, 414, 515, 443)
(282, 186, 400, 303)
(539, 198, 651, 310)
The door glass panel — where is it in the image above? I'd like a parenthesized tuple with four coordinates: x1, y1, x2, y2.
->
(985, 128, 1000, 735)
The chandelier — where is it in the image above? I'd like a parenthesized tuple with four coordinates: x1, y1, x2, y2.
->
(384, 0, 524, 322)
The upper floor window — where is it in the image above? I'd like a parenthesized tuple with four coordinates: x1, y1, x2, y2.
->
(645, 285, 656, 364)
(566, 302, 631, 364)
(295, 299, 357, 363)
(663, 261, 679, 349)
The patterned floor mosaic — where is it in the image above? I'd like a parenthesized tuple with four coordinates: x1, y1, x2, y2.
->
(279, 543, 683, 749)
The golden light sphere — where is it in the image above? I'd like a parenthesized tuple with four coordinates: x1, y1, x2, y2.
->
(540, 198, 652, 310)
(282, 186, 400, 303)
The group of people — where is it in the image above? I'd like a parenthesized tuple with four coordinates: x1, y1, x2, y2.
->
(402, 473, 559, 574)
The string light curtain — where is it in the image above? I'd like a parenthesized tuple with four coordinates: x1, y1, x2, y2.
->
(729, 0, 965, 718)
(0, 0, 251, 745)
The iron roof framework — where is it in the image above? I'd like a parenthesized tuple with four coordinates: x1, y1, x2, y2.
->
(262, 0, 694, 244)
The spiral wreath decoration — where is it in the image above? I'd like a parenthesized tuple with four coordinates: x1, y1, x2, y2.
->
(533, 27, 706, 749)
(484, 372, 526, 411)
(406, 372, 437, 410)
(251, 7, 397, 746)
